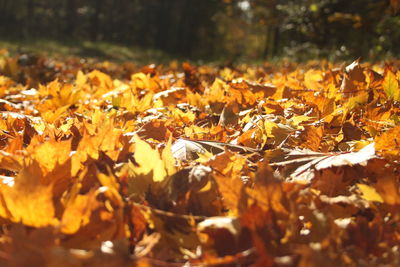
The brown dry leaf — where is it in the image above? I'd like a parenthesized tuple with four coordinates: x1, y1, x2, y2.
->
(244, 80, 277, 98)
(270, 143, 375, 182)
(311, 168, 345, 196)
(340, 59, 366, 96)
(246, 163, 288, 216)
(129, 204, 148, 244)
(143, 208, 200, 262)
(213, 172, 245, 216)
(0, 225, 60, 267)
(137, 119, 169, 141)
(1, 52, 400, 266)
(167, 165, 212, 204)
(298, 125, 324, 151)
(375, 175, 400, 206)
(197, 216, 243, 256)
(218, 102, 240, 127)
(239, 204, 277, 267)
(183, 62, 203, 93)
(153, 86, 187, 107)
(172, 138, 259, 161)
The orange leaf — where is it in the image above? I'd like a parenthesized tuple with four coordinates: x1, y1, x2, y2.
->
(0, 163, 58, 227)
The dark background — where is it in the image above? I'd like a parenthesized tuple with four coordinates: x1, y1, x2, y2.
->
(0, 0, 399, 62)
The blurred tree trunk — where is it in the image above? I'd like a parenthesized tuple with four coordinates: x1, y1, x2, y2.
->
(21, 0, 35, 38)
(27, 0, 34, 19)
(154, 0, 172, 51)
(176, 0, 192, 56)
(263, 25, 278, 59)
(65, 0, 76, 35)
(90, 0, 103, 41)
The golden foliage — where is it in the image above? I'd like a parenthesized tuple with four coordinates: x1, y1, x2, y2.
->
(0, 54, 399, 265)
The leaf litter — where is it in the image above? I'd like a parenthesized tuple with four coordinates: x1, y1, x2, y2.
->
(0, 54, 400, 266)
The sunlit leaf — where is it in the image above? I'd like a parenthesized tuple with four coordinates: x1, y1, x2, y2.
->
(0, 162, 58, 227)
(357, 184, 383, 203)
(382, 69, 400, 101)
(133, 135, 168, 182)
(0, 51, 400, 266)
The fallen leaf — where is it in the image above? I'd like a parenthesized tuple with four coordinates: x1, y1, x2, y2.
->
(357, 184, 383, 203)
(0, 162, 58, 227)
(382, 69, 400, 101)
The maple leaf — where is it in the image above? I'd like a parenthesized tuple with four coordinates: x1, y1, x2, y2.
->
(71, 114, 123, 175)
(38, 80, 83, 111)
(124, 135, 176, 204)
(1, 52, 400, 266)
(140, 207, 200, 262)
(213, 172, 244, 216)
(61, 188, 99, 234)
(88, 70, 113, 90)
(304, 69, 323, 91)
(375, 126, 400, 159)
(382, 69, 400, 101)
(132, 135, 170, 182)
(0, 161, 58, 227)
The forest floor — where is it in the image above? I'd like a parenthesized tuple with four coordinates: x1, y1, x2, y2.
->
(0, 49, 400, 266)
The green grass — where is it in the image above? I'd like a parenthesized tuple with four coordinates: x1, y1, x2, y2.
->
(2, 38, 394, 67)
(0, 38, 172, 64)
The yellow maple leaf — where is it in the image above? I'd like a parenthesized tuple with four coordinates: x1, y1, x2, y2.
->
(29, 139, 71, 175)
(88, 70, 113, 89)
(61, 188, 99, 234)
(382, 69, 400, 101)
(304, 69, 323, 91)
(162, 137, 177, 177)
(0, 163, 58, 227)
(133, 135, 167, 182)
(125, 135, 176, 201)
